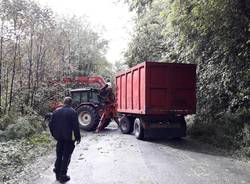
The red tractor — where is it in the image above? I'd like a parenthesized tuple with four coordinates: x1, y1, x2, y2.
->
(46, 76, 112, 131)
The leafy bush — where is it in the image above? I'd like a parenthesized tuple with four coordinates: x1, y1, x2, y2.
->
(0, 114, 16, 131)
(32, 83, 66, 116)
(3, 114, 45, 141)
(188, 109, 250, 151)
(26, 115, 45, 131)
(4, 117, 36, 140)
(0, 130, 5, 141)
(25, 132, 53, 146)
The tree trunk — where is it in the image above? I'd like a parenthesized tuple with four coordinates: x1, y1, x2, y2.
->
(39, 49, 46, 82)
(8, 20, 19, 111)
(4, 67, 9, 113)
(61, 48, 65, 77)
(68, 39, 71, 75)
(35, 37, 44, 90)
(8, 40, 18, 111)
(0, 24, 3, 113)
(27, 29, 34, 106)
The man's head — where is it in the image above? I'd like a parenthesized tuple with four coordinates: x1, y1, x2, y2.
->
(64, 97, 72, 106)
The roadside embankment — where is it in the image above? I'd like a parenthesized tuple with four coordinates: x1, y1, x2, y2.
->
(0, 112, 55, 183)
(0, 132, 55, 183)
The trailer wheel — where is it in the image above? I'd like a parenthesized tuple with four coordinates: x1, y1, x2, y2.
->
(172, 116, 187, 138)
(77, 105, 99, 131)
(120, 116, 133, 134)
(134, 118, 144, 140)
(177, 116, 187, 138)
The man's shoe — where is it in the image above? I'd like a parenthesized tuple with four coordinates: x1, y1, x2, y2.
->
(53, 168, 60, 180)
(59, 175, 70, 183)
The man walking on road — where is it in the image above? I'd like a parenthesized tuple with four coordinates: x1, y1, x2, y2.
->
(49, 97, 81, 183)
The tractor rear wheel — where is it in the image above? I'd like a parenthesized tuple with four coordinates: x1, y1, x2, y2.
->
(76, 105, 100, 131)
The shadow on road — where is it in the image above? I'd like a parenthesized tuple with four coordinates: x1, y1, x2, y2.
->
(146, 136, 229, 157)
(81, 125, 229, 158)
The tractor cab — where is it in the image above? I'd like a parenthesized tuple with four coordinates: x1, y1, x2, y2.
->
(69, 88, 103, 108)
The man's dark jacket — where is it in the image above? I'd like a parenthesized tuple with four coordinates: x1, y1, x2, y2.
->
(49, 106, 81, 141)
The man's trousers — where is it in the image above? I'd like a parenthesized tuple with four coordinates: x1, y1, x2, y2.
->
(54, 140, 75, 175)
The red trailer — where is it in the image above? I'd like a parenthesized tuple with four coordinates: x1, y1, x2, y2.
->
(116, 62, 196, 139)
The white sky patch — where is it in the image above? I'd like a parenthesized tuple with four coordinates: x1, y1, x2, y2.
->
(36, 0, 135, 64)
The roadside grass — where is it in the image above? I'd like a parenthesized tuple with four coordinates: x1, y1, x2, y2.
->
(25, 131, 53, 146)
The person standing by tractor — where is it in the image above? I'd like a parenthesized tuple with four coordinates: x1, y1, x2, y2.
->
(95, 83, 120, 133)
(49, 97, 81, 183)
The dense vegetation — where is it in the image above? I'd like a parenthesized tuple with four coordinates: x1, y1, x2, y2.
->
(0, 0, 112, 140)
(0, 0, 111, 114)
(125, 0, 250, 152)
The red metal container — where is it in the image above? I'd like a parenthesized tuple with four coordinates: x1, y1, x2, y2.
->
(116, 62, 196, 116)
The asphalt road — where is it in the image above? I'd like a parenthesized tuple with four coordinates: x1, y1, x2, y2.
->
(32, 125, 250, 184)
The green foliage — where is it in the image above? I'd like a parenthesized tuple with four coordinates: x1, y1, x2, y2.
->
(26, 114, 44, 131)
(125, 0, 167, 66)
(94, 60, 115, 82)
(1, 113, 44, 141)
(0, 131, 55, 182)
(0, 0, 110, 115)
(4, 117, 36, 140)
(32, 83, 65, 115)
(55, 16, 109, 77)
(189, 109, 250, 150)
(25, 132, 53, 146)
(0, 114, 15, 131)
(125, 0, 153, 14)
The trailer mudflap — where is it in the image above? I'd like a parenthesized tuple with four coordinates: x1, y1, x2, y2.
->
(144, 127, 186, 139)
(148, 122, 181, 129)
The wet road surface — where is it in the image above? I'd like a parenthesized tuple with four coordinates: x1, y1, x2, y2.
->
(32, 125, 250, 184)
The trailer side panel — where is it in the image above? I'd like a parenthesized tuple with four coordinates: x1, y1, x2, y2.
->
(116, 62, 196, 115)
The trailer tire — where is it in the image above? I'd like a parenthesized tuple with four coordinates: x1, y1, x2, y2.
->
(173, 116, 187, 138)
(134, 118, 144, 140)
(77, 105, 99, 131)
(120, 116, 133, 134)
(178, 116, 187, 137)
